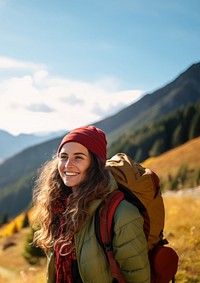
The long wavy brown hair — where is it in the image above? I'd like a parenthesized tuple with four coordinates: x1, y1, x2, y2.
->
(32, 152, 111, 254)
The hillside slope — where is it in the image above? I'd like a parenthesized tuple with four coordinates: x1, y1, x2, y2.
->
(142, 136, 200, 184)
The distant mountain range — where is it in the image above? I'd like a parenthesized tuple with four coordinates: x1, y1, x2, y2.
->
(0, 130, 66, 162)
(0, 62, 200, 218)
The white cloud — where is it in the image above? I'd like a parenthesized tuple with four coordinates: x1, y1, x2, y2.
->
(0, 56, 46, 71)
(0, 57, 144, 135)
(33, 70, 49, 83)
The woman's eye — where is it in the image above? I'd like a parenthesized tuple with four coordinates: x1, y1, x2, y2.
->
(59, 155, 68, 160)
(76, 156, 83, 160)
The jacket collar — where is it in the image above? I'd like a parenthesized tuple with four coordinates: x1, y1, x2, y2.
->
(87, 172, 118, 217)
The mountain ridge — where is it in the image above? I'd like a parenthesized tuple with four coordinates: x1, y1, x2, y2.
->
(96, 62, 200, 142)
(0, 130, 66, 162)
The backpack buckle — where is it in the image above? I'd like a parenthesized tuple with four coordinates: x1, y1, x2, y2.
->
(104, 242, 112, 251)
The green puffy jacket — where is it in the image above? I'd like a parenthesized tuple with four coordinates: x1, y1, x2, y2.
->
(47, 175, 150, 283)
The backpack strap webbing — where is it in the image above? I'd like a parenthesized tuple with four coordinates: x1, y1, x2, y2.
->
(97, 190, 126, 283)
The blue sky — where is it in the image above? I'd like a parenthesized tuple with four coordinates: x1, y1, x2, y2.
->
(0, 0, 199, 135)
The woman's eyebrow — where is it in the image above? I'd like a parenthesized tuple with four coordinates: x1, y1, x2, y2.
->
(59, 152, 87, 156)
(59, 152, 68, 156)
(74, 152, 87, 156)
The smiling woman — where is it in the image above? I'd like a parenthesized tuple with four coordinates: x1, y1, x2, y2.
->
(32, 125, 150, 283)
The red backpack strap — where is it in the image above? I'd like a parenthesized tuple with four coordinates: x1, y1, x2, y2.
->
(96, 190, 126, 283)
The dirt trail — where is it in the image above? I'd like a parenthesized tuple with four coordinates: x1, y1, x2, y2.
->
(0, 265, 18, 281)
(164, 186, 200, 199)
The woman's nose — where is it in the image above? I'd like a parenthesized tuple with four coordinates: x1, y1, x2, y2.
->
(64, 158, 73, 167)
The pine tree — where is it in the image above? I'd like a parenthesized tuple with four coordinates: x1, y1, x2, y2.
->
(22, 212, 30, 228)
(150, 138, 166, 157)
(0, 213, 8, 226)
(172, 124, 184, 148)
(23, 228, 45, 264)
(189, 112, 200, 139)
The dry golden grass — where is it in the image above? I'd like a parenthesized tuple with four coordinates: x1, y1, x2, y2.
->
(0, 228, 46, 283)
(142, 137, 200, 183)
(163, 192, 200, 283)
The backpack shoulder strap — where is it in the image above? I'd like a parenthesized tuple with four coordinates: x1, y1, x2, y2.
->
(100, 190, 124, 239)
(95, 190, 125, 283)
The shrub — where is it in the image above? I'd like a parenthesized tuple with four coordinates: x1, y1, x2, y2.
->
(23, 228, 45, 265)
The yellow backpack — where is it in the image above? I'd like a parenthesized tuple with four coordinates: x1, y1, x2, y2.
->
(95, 153, 178, 283)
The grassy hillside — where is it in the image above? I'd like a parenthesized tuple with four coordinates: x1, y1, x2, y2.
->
(142, 137, 200, 190)
(0, 228, 46, 283)
(164, 191, 200, 282)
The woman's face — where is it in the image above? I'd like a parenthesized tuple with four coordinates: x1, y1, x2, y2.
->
(58, 142, 91, 191)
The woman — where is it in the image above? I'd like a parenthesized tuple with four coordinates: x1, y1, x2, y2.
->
(32, 125, 150, 283)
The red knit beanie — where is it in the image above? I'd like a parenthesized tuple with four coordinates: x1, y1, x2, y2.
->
(58, 126, 107, 164)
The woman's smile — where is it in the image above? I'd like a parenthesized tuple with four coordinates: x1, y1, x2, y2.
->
(65, 171, 79, 176)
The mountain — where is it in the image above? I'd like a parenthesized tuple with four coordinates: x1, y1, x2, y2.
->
(96, 62, 200, 142)
(107, 101, 200, 162)
(0, 62, 200, 218)
(0, 130, 66, 162)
